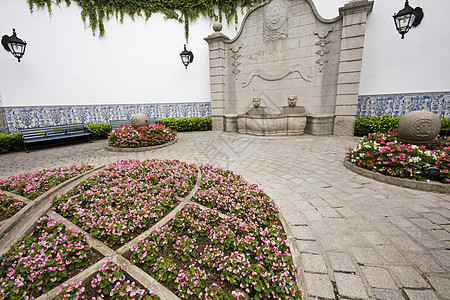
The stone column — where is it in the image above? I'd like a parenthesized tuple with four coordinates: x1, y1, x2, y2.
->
(204, 24, 230, 131)
(334, 0, 373, 135)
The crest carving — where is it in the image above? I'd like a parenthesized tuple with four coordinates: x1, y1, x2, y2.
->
(263, 0, 288, 42)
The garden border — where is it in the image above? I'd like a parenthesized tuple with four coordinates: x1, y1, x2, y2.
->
(343, 159, 450, 194)
(105, 139, 178, 152)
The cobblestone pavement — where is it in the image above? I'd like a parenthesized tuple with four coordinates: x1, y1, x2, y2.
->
(1, 131, 449, 299)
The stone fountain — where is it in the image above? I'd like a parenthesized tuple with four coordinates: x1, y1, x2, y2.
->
(237, 95, 307, 136)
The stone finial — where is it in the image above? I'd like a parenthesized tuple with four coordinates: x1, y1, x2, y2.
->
(398, 110, 441, 144)
(213, 22, 222, 32)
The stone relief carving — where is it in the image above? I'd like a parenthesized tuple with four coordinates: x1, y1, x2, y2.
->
(241, 65, 313, 88)
(263, 0, 288, 42)
(315, 29, 332, 72)
(230, 46, 242, 80)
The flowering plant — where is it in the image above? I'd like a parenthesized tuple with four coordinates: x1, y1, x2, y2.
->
(0, 192, 25, 222)
(0, 216, 94, 299)
(0, 164, 93, 200)
(56, 260, 159, 299)
(346, 131, 450, 183)
(108, 124, 177, 148)
(51, 159, 198, 248)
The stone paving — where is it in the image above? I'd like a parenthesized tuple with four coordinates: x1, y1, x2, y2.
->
(1, 131, 449, 300)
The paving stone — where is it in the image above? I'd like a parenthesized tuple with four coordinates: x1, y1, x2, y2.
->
(426, 275, 450, 299)
(389, 234, 424, 252)
(421, 212, 450, 225)
(303, 273, 335, 299)
(327, 251, 357, 272)
(374, 222, 404, 235)
(403, 227, 444, 249)
(334, 272, 369, 299)
(431, 229, 450, 241)
(350, 247, 383, 265)
(301, 253, 328, 274)
(363, 231, 391, 246)
(372, 288, 404, 300)
(430, 249, 450, 269)
(361, 266, 397, 289)
(403, 289, 439, 300)
(390, 266, 429, 288)
(295, 240, 322, 254)
(410, 218, 442, 230)
(290, 225, 316, 240)
(405, 253, 446, 273)
(320, 234, 344, 251)
(335, 207, 358, 217)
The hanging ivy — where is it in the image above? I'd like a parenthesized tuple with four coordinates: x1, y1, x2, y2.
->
(27, 0, 263, 41)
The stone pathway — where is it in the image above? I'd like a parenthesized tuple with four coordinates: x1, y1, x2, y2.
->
(1, 131, 449, 299)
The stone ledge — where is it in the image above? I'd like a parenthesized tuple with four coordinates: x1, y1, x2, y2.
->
(106, 139, 177, 152)
(343, 160, 450, 194)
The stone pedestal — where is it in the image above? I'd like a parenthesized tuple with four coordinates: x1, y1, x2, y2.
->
(306, 115, 336, 135)
(223, 114, 238, 132)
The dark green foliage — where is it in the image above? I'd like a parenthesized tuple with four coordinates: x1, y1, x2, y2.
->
(354, 115, 401, 136)
(355, 115, 450, 136)
(27, 0, 263, 40)
(86, 123, 110, 140)
(0, 133, 23, 154)
(157, 117, 212, 132)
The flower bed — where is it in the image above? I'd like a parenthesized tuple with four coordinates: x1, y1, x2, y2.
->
(0, 216, 98, 299)
(346, 131, 450, 183)
(51, 159, 198, 248)
(0, 164, 93, 200)
(0, 192, 25, 222)
(108, 124, 177, 148)
(129, 164, 302, 299)
(55, 260, 159, 300)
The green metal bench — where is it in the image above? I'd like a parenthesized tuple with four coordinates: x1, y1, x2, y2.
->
(19, 124, 91, 153)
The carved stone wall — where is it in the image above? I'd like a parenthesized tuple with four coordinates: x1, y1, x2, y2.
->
(205, 0, 373, 135)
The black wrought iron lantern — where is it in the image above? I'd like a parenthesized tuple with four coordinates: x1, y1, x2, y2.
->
(393, 1, 424, 39)
(2, 29, 27, 62)
(180, 44, 194, 69)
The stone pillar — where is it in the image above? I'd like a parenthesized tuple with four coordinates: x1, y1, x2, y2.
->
(204, 24, 230, 131)
(334, 0, 373, 135)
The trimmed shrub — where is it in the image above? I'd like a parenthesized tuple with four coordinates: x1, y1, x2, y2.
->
(157, 117, 211, 132)
(355, 115, 450, 136)
(86, 123, 110, 140)
(0, 133, 23, 154)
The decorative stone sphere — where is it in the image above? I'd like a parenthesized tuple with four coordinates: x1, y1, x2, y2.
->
(398, 110, 441, 144)
(213, 22, 222, 32)
(131, 113, 150, 129)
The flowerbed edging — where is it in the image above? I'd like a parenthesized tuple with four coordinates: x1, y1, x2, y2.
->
(344, 159, 450, 194)
(106, 138, 178, 152)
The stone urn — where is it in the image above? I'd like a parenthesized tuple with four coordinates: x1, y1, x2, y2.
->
(287, 95, 297, 107)
(398, 110, 441, 144)
(131, 113, 151, 129)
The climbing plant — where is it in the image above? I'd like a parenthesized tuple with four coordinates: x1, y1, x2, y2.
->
(27, 0, 263, 41)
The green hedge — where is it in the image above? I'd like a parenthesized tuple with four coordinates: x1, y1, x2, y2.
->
(355, 115, 450, 136)
(0, 133, 23, 154)
(157, 117, 212, 132)
(86, 123, 110, 140)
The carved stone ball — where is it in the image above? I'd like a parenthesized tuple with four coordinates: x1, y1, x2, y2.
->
(131, 113, 151, 129)
(213, 22, 222, 32)
(398, 110, 441, 144)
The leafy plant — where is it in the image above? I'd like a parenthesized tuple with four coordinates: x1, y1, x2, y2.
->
(86, 123, 110, 140)
(0, 192, 26, 222)
(108, 124, 177, 148)
(157, 117, 212, 132)
(0, 133, 23, 154)
(28, 0, 263, 40)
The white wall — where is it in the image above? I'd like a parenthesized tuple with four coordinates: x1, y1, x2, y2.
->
(1, 0, 448, 107)
(0, 0, 241, 107)
(359, 0, 450, 95)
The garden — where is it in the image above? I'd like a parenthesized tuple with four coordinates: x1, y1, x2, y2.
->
(0, 158, 302, 299)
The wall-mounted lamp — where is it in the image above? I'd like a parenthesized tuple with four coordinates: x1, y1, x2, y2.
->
(393, 1, 424, 39)
(180, 44, 194, 69)
(2, 28, 27, 62)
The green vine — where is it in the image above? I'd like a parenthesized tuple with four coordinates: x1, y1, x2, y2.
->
(27, 0, 263, 41)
